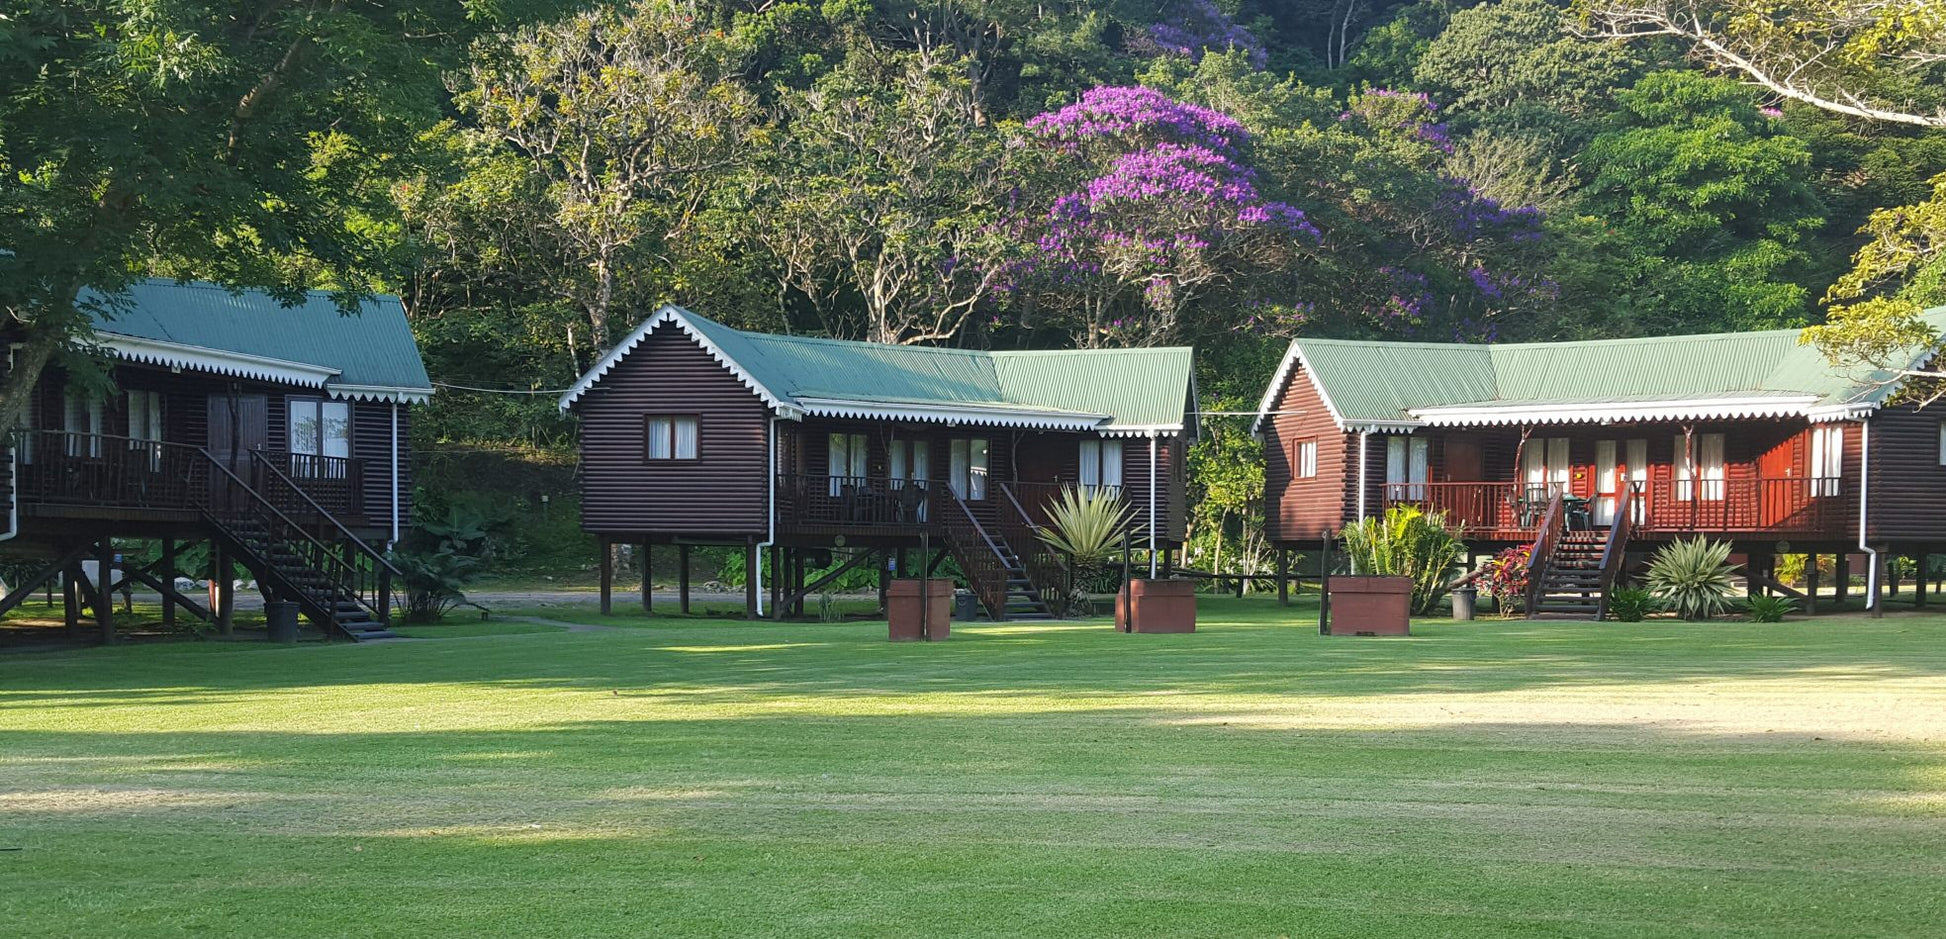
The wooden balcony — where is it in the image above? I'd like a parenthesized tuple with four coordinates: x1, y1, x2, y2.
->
(1382, 478, 1844, 540)
(13, 431, 365, 524)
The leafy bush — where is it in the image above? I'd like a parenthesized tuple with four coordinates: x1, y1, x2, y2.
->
(1480, 546, 1531, 616)
(392, 505, 495, 622)
(1646, 537, 1740, 620)
(1036, 485, 1141, 616)
(1745, 594, 1797, 623)
(1606, 586, 1658, 622)
(1339, 506, 1466, 615)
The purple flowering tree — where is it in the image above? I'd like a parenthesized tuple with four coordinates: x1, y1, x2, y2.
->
(1131, 1, 1268, 70)
(1002, 86, 1318, 346)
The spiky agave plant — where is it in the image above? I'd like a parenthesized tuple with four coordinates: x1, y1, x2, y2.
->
(1645, 537, 1740, 620)
(1338, 505, 1466, 615)
(1036, 485, 1143, 582)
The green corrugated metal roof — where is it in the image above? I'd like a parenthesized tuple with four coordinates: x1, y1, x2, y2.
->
(573, 307, 1193, 430)
(1278, 309, 1946, 427)
(82, 279, 433, 394)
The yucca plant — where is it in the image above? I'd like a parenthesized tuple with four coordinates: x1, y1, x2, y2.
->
(1744, 594, 1796, 623)
(1037, 485, 1142, 576)
(1338, 506, 1466, 615)
(1645, 537, 1740, 620)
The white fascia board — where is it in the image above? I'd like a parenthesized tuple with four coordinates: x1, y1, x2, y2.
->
(328, 383, 434, 405)
(1251, 341, 1360, 437)
(795, 396, 1108, 431)
(1101, 423, 1185, 437)
(1807, 403, 1878, 423)
(103, 334, 339, 387)
(557, 305, 798, 416)
(1347, 420, 1425, 433)
(1410, 396, 1820, 427)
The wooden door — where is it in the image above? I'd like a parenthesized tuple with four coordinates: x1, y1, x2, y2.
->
(1759, 437, 1799, 528)
(1442, 435, 1483, 481)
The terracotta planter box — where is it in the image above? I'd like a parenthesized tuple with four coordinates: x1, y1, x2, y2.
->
(1115, 579, 1197, 633)
(1326, 576, 1412, 636)
(887, 579, 952, 641)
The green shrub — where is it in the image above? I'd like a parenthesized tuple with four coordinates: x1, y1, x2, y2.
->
(1646, 537, 1740, 621)
(1606, 586, 1658, 622)
(1339, 506, 1467, 616)
(1744, 594, 1797, 623)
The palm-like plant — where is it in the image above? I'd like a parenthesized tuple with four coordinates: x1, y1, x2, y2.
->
(1645, 537, 1740, 620)
(1338, 506, 1466, 615)
(1036, 485, 1142, 578)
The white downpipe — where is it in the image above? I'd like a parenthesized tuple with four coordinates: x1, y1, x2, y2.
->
(756, 416, 778, 617)
(1858, 418, 1878, 610)
(1148, 432, 1159, 578)
(389, 400, 401, 548)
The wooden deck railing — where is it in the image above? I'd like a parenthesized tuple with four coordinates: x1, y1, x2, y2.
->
(13, 431, 367, 522)
(1382, 477, 1842, 537)
(775, 474, 938, 531)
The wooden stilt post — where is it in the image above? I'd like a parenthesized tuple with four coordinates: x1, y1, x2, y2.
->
(1804, 554, 1819, 615)
(208, 542, 234, 636)
(1917, 552, 1929, 608)
(744, 538, 759, 620)
(96, 537, 115, 644)
(62, 564, 80, 638)
(678, 544, 692, 614)
(1276, 547, 1290, 607)
(640, 541, 653, 614)
(598, 536, 613, 616)
(1835, 553, 1851, 603)
(159, 538, 178, 628)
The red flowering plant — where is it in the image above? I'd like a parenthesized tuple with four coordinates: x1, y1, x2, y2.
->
(1480, 545, 1532, 616)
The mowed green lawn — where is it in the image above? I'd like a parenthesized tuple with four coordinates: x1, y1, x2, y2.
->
(4, 599, 1946, 938)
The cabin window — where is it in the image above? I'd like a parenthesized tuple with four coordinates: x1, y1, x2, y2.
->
(63, 393, 103, 458)
(1674, 433, 1725, 501)
(1810, 425, 1844, 496)
(888, 438, 930, 488)
(644, 415, 700, 462)
(1292, 438, 1318, 479)
(126, 389, 164, 469)
(289, 398, 352, 477)
(826, 432, 866, 496)
(1078, 439, 1124, 490)
(1386, 435, 1429, 499)
(949, 437, 989, 500)
(1519, 437, 1569, 500)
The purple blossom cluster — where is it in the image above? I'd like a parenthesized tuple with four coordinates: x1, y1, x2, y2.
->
(1440, 178, 1545, 243)
(1025, 85, 1247, 154)
(1135, 0, 1269, 70)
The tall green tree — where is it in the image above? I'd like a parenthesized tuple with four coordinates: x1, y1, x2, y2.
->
(0, 0, 533, 430)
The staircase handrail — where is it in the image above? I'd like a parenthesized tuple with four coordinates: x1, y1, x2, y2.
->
(1594, 485, 1637, 620)
(246, 450, 404, 580)
(938, 491, 1011, 618)
(200, 451, 397, 628)
(998, 482, 1075, 605)
(1524, 491, 1566, 617)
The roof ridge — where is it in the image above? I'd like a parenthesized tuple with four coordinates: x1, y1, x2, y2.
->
(127, 276, 400, 307)
(1295, 326, 1812, 353)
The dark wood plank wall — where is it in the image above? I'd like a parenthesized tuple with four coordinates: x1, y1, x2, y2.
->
(577, 322, 772, 537)
(352, 401, 410, 529)
(1261, 364, 1358, 542)
(787, 419, 1187, 541)
(1866, 405, 1946, 543)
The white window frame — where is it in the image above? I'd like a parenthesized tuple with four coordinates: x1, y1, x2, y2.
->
(949, 437, 989, 500)
(827, 432, 867, 496)
(1386, 435, 1429, 500)
(1810, 425, 1844, 497)
(1675, 433, 1725, 502)
(126, 389, 164, 469)
(1520, 437, 1570, 500)
(63, 394, 104, 458)
(1293, 438, 1318, 479)
(288, 396, 352, 477)
(1078, 438, 1125, 491)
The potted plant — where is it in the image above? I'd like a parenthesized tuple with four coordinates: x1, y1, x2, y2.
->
(1035, 486, 1187, 632)
(1330, 506, 1465, 636)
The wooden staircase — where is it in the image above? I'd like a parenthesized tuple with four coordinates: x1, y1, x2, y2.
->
(201, 451, 402, 641)
(940, 492, 1056, 621)
(1526, 487, 1637, 621)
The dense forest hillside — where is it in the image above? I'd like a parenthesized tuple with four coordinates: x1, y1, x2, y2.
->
(5, 0, 1942, 582)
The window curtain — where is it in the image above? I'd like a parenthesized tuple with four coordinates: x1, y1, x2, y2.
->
(1101, 439, 1124, 489)
(672, 417, 698, 460)
(1078, 440, 1100, 488)
(949, 439, 969, 497)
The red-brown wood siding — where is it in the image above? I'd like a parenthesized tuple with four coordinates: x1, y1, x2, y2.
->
(1866, 406, 1946, 543)
(1261, 365, 1357, 542)
(576, 322, 771, 536)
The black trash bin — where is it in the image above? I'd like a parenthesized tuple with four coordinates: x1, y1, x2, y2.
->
(265, 600, 301, 643)
(953, 589, 980, 622)
(1452, 585, 1478, 621)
